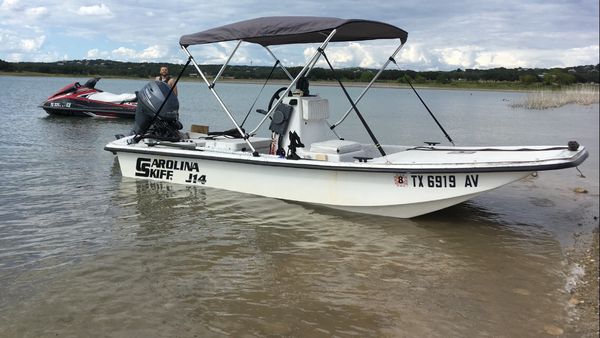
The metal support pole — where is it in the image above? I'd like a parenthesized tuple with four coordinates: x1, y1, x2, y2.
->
(305, 47, 324, 77)
(389, 57, 455, 145)
(249, 29, 337, 135)
(264, 40, 339, 139)
(264, 46, 294, 81)
(319, 48, 386, 156)
(332, 42, 405, 129)
(212, 40, 242, 86)
(182, 45, 258, 155)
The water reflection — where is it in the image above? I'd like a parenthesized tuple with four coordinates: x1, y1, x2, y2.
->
(36, 179, 561, 337)
(0, 170, 572, 337)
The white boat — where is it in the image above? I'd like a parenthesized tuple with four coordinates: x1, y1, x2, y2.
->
(105, 16, 588, 218)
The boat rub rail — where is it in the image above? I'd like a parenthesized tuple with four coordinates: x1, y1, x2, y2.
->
(105, 143, 588, 174)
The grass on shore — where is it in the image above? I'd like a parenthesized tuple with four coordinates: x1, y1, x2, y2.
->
(511, 85, 599, 109)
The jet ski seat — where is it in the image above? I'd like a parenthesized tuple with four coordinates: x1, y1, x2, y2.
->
(88, 92, 137, 103)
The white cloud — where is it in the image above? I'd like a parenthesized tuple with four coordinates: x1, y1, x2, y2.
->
(325, 44, 359, 66)
(0, 28, 45, 56)
(399, 44, 431, 65)
(396, 44, 595, 70)
(0, 28, 17, 46)
(4, 51, 63, 62)
(195, 43, 231, 64)
(302, 47, 317, 63)
(0, 0, 597, 69)
(19, 35, 45, 52)
(138, 45, 167, 59)
(5, 52, 23, 62)
(474, 50, 527, 68)
(429, 45, 537, 69)
(76, 4, 112, 16)
(86, 48, 99, 58)
(0, 0, 21, 11)
(302, 43, 385, 69)
(22, 24, 44, 34)
(25, 6, 48, 18)
(560, 45, 600, 67)
(101, 45, 171, 61)
(112, 46, 137, 58)
(435, 46, 482, 69)
(86, 48, 109, 59)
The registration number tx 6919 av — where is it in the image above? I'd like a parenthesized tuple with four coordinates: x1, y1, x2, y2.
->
(394, 174, 479, 188)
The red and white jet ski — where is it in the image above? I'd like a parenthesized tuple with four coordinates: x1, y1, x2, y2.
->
(40, 77, 137, 118)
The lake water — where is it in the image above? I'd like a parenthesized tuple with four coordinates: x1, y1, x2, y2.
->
(0, 75, 598, 337)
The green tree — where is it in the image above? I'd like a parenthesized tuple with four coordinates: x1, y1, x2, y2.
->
(359, 71, 374, 82)
(413, 75, 427, 84)
(519, 74, 539, 84)
(436, 73, 450, 84)
(398, 74, 411, 84)
(0, 59, 13, 71)
(543, 69, 576, 85)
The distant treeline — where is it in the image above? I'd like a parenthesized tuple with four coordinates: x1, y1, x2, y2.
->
(1, 58, 598, 86)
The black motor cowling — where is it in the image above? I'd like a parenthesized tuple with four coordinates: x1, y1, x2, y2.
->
(133, 81, 181, 140)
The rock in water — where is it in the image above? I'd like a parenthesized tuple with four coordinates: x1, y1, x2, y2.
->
(544, 325, 564, 336)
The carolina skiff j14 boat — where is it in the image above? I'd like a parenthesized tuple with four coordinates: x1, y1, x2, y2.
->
(105, 16, 588, 218)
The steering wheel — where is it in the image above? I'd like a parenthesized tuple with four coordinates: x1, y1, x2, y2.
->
(267, 87, 289, 111)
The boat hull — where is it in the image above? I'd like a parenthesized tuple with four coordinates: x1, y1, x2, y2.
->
(41, 101, 136, 118)
(112, 149, 532, 218)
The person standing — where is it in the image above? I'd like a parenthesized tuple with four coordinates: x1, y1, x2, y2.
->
(155, 66, 178, 95)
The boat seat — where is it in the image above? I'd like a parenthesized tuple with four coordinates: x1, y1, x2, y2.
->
(204, 137, 271, 153)
(302, 139, 366, 162)
(88, 92, 137, 103)
(310, 139, 363, 154)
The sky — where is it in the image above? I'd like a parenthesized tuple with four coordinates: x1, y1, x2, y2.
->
(0, 0, 598, 71)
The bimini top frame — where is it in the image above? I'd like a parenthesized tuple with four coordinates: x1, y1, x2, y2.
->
(180, 16, 407, 47)
(179, 16, 408, 156)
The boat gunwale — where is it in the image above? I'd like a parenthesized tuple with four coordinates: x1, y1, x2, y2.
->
(104, 142, 588, 174)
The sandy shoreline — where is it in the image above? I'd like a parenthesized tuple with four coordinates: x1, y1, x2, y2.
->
(564, 218, 599, 337)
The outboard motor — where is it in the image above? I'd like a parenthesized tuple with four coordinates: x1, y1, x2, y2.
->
(133, 81, 182, 141)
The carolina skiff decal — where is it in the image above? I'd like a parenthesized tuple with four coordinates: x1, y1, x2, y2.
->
(394, 174, 479, 188)
(135, 157, 206, 184)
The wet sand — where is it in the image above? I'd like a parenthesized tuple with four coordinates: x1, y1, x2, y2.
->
(564, 221, 599, 337)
